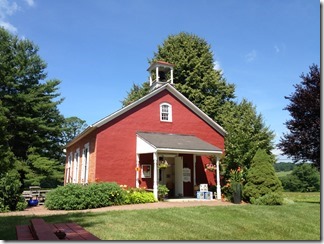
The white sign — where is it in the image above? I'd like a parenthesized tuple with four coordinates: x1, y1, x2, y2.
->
(200, 184, 208, 192)
(183, 168, 191, 182)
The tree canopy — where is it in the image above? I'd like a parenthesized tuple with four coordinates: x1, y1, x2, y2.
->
(0, 27, 65, 191)
(62, 116, 88, 145)
(218, 99, 275, 173)
(278, 64, 320, 170)
(122, 32, 275, 178)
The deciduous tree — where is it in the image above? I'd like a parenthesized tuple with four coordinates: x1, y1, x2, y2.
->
(278, 64, 320, 170)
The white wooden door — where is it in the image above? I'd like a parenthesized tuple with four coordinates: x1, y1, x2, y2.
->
(174, 156, 183, 197)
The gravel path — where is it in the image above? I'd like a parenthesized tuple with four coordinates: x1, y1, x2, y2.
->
(0, 199, 234, 217)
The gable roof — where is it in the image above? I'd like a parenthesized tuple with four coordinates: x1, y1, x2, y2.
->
(66, 84, 227, 147)
(137, 131, 222, 155)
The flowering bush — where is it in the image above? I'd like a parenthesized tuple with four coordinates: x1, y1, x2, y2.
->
(221, 166, 244, 203)
(229, 167, 244, 184)
(205, 163, 217, 172)
(158, 160, 169, 169)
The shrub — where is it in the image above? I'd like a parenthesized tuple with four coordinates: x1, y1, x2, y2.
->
(45, 182, 125, 210)
(158, 184, 169, 200)
(0, 170, 23, 211)
(124, 188, 156, 204)
(16, 197, 28, 211)
(243, 149, 283, 203)
(250, 192, 284, 205)
(280, 163, 320, 192)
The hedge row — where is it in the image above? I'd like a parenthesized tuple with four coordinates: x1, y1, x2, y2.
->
(45, 182, 156, 210)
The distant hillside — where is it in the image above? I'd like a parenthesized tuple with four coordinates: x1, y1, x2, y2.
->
(274, 162, 296, 172)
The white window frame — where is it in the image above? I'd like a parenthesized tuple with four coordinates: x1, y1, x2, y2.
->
(67, 152, 73, 184)
(73, 148, 80, 183)
(160, 102, 172, 122)
(81, 143, 90, 184)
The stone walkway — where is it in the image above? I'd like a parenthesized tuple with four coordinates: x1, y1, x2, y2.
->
(0, 199, 234, 217)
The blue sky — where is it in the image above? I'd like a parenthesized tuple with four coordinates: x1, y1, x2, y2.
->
(0, 0, 320, 162)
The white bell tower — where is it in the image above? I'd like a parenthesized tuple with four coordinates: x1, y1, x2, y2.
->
(147, 61, 174, 91)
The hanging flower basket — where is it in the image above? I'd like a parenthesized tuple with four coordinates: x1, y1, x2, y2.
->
(205, 163, 217, 172)
(158, 160, 169, 169)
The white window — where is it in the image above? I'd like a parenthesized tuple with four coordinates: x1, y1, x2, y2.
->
(160, 103, 172, 122)
(73, 148, 80, 183)
(81, 143, 90, 184)
(66, 152, 73, 184)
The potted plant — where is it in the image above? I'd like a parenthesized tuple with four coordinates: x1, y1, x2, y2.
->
(158, 160, 169, 169)
(158, 184, 169, 201)
(229, 167, 244, 204)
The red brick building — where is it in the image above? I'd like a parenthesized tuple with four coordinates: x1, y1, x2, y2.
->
(64, 61, 226, 200)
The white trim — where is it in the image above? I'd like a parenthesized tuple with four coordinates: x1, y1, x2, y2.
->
(81, 143, 90, 184)
(216, 156, 221, 200)
(160, 102, 172, 122)
(73, 148, 80, 183)
(153, 152, 158, 200)
(66, 152, 73, 184)
(156, 148, 222, 155)
(136, 136, 156, 154)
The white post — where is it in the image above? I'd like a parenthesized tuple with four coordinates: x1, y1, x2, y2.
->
(216, 156, 221, 200)
(156, 66, 159, 82)
(170, 68, 174, 84)
(153, 152, 158, 200)
(136, 154, 140, 188)
(149, 75, 152, 87)
(193, 154, 196, 186)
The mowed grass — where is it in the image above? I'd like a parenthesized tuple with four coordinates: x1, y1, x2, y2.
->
(0, 192, 320, 240)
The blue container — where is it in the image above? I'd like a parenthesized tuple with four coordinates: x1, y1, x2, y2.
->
(28, 199, 39, 206)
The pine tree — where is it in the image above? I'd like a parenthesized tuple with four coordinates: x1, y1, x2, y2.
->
(0, 27, 65, 189)
(243, 149, 283, 204)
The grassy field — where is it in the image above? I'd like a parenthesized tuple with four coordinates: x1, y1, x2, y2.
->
(276, 170, 292, 178)
(0, 192, 320, 240)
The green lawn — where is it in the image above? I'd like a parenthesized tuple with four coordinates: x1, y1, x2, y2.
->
(0, 192, 320, 240)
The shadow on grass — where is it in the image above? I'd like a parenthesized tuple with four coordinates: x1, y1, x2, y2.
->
(0, 212, 104, 240)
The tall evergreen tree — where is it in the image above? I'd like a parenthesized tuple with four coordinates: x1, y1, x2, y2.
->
(243, 149, 283, 204)
(122, 32, 274, 181)
(278, 64, 320, 170)
(150, 32, 236, 119)
(0, 27, 65, 189)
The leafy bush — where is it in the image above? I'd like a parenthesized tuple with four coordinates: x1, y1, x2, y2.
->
(124, 188, 156, 204)
(250, 192, 284, 205)
(280, 163, 320, 192)
(158, 184, 169, 200)
(0, 170, 23, 212)
(45, 182, 125, 210)
(243, 149, 283, 203)
(16, 197, 28, 211)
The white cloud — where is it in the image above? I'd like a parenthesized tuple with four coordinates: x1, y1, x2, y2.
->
(0, 0, 20, 32)
(245, 49, 257, 62)
(274, 45, 280, 53)
(213, 60, 221, 71)
(24, 0, 34, 7)
(271, 148, 293, 163)
(0, 19, 17, 32)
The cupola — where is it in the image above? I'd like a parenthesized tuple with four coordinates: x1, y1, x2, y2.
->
(147, 61, 174, 91)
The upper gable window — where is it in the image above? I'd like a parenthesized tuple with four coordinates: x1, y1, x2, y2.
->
(160, 103, 172, 122)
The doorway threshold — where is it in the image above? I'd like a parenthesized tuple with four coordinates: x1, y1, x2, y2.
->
(164, 198, 215, 202)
